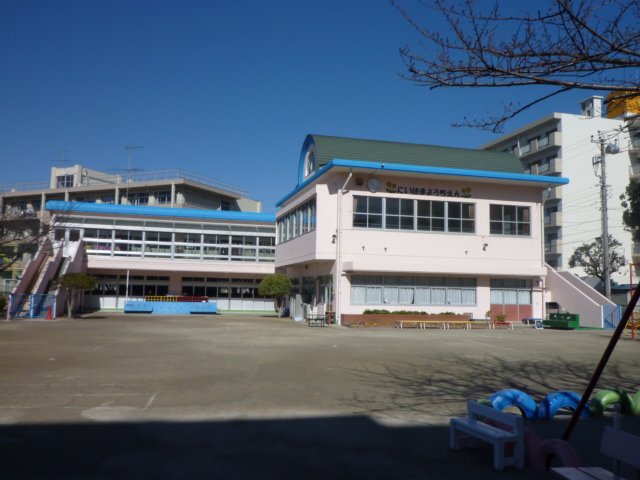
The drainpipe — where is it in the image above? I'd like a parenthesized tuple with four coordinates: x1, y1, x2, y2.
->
(541, 189, 549, 320)
(336, 171, 352, 326)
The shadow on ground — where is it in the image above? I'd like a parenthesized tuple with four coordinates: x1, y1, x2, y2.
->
(3, 414, 640, 480)
(341, 355, 639, 422)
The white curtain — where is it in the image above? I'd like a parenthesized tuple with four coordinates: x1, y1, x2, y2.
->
(431, 287, 446, 305)
(384, 287, 399, 304)
(415, 288, 430, 305)
(448, 288, 462, 305)
(503, 289, 518, 304)
(490, 290, 503, 304)
(461, 289, 476, 306)
(399, 288, 414, 305)
(351, 286, 366, 304)
(518, 290, 532, 305)
(366, 286, 382, 304)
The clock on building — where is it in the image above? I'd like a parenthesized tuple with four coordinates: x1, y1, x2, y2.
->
(367, 178, 380, 192)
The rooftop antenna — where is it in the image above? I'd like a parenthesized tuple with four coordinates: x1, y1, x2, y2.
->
(109, 146, 143, 204)
(53, 150, 71, 170)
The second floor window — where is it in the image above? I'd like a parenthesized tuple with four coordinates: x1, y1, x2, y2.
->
(490, 205, 530, 236)
(353, 196, 475, 234)
(128, 193, 149, 205)
(157, 191, 171, 203)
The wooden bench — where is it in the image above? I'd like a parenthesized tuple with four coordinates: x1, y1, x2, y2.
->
(399, 320, 496, 330)
(399, 320, 448, 329)
(552, 426, 640, 479)
(450, 400, 524, 471)
(306, 314, 327, 327)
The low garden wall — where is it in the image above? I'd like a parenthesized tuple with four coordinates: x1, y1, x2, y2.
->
(342, 313, 469, 328)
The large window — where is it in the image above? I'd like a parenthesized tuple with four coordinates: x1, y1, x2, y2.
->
(490, 205, 530, 236)
(157, 191, 171, 204)
(277, 198, 316, 243)
(56, 175, 73, 188)
(354, 196, 475, 234)
(74, 218, 275, 262)
(128, 193, 149, 206)
(351, 275, 476, 306)
(490, 279, 532, 305)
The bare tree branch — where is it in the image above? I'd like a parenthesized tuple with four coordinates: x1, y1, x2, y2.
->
(391, 0, 640, 131)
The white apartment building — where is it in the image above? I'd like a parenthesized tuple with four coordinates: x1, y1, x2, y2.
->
(479, 96, 637, 286)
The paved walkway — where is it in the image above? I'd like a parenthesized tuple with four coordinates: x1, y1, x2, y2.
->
(1, 314, 639, 479)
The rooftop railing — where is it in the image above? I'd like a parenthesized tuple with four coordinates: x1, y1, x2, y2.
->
(0, 169, 248, 197)
(0, 180, 50, 193)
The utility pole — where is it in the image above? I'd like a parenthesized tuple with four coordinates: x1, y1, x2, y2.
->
(592, 132, 619, 299)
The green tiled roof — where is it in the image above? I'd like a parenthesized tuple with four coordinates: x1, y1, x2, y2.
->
(310, 135, 524, 174)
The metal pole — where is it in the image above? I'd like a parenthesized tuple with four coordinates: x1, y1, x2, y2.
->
(335, 171, 352, 326)
(599, 139, 611, 299)
(562, 281, 640, 441)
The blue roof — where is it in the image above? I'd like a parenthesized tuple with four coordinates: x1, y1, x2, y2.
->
(46, 201, 275, 223)
(277, 159, 570, 207)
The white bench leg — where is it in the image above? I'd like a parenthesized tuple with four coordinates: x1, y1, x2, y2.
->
(450, 423, 460, 450)
(494, 441, 505, 471)
(515, 439, 524, 469)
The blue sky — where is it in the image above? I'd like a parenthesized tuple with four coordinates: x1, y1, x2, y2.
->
(1, 0, 602, 212)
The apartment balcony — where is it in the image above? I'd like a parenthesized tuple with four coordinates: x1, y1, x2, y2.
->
(527, 157, 562, 176)
(544, 211, 563, 228)
(632, 243, 640, 263)
(544, 186, 563, 201)
(629, 162, 640, 179)
(544, 239, 563, 256)
(628, 137, 640, 153)
(519, 132, 562, 158)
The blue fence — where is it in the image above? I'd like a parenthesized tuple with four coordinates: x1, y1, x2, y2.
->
(602, 305, 622, 329)
(124, 300, 218, 314)
(9, 294, 56, 319)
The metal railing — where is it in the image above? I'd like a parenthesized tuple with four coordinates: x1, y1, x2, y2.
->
(0, 169, 248, 197)
(126, 169, 248, 196)
(0, 180, 50, 193)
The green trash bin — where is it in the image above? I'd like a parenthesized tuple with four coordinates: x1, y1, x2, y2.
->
(545, 313, 579, 329)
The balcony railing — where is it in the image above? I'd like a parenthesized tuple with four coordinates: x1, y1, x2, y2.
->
(519, 132, 562, 158)
(0, 180, 50, 194)
(0, 169, 248, 197)
(544, 239, 562, 255)
(544, 211, 562, 227)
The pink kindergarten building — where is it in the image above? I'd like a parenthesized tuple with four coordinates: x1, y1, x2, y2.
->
(5, 135, 621, 327)
(276, 135, 575, 324)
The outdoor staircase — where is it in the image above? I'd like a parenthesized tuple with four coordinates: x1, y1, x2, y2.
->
(545, 264, 619, 328)
(9, 240, 84, 319)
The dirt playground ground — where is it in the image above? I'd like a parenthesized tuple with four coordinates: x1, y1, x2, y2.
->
(1, 313, 639, 479)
